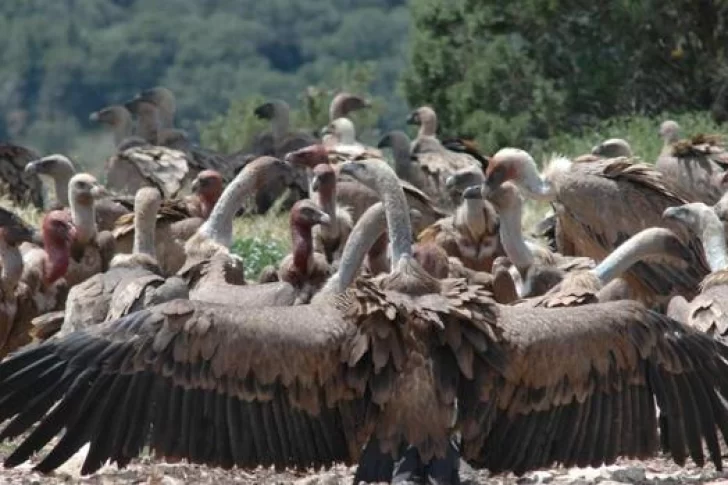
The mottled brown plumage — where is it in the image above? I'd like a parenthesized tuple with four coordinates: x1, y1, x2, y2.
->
(0, 143, 45, 209)
(105, 145, 190, 199)
(483, 149, 710, 305)
(3, 158, 728, 484)
(655, 120, 728, 204)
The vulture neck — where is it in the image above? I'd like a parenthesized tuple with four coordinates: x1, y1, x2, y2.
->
(272, 106, 290, 146)
(112, 113, 135, 147)
(291, 223, 314, 277)
(319, 202, 388, 295)
(519, 156, 561, 201)
(156, 97, 176, 129)
(390, 136, 414, 180)
(51, 171, 73, 207)
(313, 185, 339, 239)
(495, 189, 534, 273)
(370, 164, 414, 264)
(197, 170, 256, 248)
(591, 228, 677, 285)
(454, 198, 488, 240)
(69, 196, 97, 245)
(43, 238, 70, 286)
(0, 239, 23, 293)
(133, 203, 157, 259)
(135, 103, 161, 144)
(696, 211, 728, 273)
(419, 117, 437, 138)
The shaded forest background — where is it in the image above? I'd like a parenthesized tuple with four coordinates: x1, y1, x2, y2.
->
(1, 0, 727, 169)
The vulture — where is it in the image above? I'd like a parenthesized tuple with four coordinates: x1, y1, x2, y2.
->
(482, 148, 710, 306)
(655, 120, 728, 204)
(328, 92, 371, 122)
(125, 92, 240, 183)
(245, 98, 315, 213)
(402, 106, 482, 209)
(113, 170, 224, 276)
(320, 118, 382, 159)
(57, 187, 189, 338)
(0, 208, 40, 358)
(24, 154, 132, 231)
(417, 185, 501, 273)
(572, 138, 634, 163)
(5, 210, 75, 356)
(310, 163, 353, 265)
(88, 105, 148, 150)
(63, 174, 116, 287)
(4, 157, 728, 485)
(0, 143, 45, 209)
(663, 202, 728, 337)
(285, 143, 448, 235)
(531, 227, 695, 309)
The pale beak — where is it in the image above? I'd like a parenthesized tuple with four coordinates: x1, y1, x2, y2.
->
(89, 111, 100, 122)
(90, 184, 109, 199)
(24, 161, 39, 175)
(317, 212, 332, 225)
(311, 175, 321, 192)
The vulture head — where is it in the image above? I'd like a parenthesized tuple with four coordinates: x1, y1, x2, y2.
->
(311, 163, 336, 194)
(68, 173, 107, 207)
(482, 148, 542, 196)
(591, 138, 633, 158)
(88, 105, 132, 127)
(254, 99, 289, 121)
(124, 97, 159, 118)
(191, 170, 224, 218)
(290, 199, 331, 230)
(245, 156, 297, 192)
(461, 184, 483, 200)
(321, 118, 357, 144)
(662, 203, 715, 237)
(284, 144, 329, 169)
(663, 202, 728, 273)
(329, 92, 371, 121)
(659, 120, 681, 144)
(134, 86, 176, 116)
(24, 154, 76, 179)
(41, 210, 76, 284)
(406, 106, 438, 137)
(445, 166, 485, 199)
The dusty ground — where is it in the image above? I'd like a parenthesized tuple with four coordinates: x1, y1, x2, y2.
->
(0, 439, 727, 485)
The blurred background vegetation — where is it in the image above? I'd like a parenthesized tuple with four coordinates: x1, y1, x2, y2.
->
(2, 0, 727, 168)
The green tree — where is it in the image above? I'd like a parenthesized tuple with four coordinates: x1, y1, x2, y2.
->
(402, 0, 728, 152)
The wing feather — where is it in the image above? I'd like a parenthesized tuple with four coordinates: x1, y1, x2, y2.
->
(456, 299, 728, 474)
(0, 299, 381, 474)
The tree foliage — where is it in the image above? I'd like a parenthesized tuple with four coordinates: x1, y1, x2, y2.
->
(0, 0, 409, 153)
(403, 0, 728, 152)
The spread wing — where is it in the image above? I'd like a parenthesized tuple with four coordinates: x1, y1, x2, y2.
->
(0, 299, 379, 475)
(0, 143, 44, 209)
(453, 300, 728, 475)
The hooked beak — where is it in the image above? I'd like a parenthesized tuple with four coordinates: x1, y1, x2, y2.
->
(89, 111, 100, 122)
(191, 177, 201, 194)
(445, 174, 457, 190)
(311, 175, 322, 192)
(405, 112, 418, 125)
(316, 212, 331, 226)
(662, 206, 682, 221)
(90, 184, 109, 200)
(462, 185, 482, 199)
(24, 160, 40, 175)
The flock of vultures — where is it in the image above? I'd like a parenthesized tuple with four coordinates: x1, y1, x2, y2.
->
(1, 86, 728, 484)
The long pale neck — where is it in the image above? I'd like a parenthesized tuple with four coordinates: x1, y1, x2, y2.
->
(158, 99, 175, 129)
(133, 206, 157, 258)
(591, 228, 675, 284)
(313, 187, 339, 238)
(318, 202, 388, 295)
(697, 213, 728, 272)
(112, 116, 134, 146)
(376, 170, 413, 264)
(454, 199, 487, 238)
(0, 241, 23, 291)
(520, 156, 560, 201)
(272, 106, 290, 144)
(136, 106, 160, 144)
(53, 173, 72, 207)
(197, 173, 256, 248)
(496, 194, 534, 272)
(70, 199, 97, 244)
(391, 138, 413, 178)
(419, 117, 437, 137)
